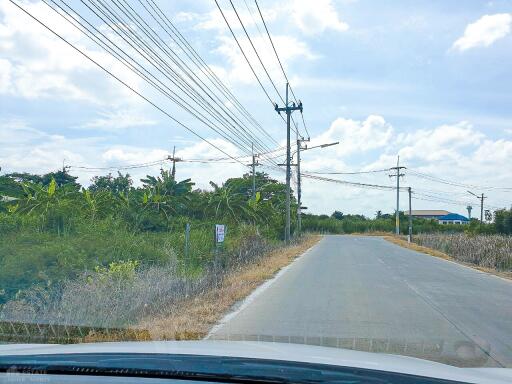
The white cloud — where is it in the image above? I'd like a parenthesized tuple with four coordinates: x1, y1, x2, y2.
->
(0, 118, 100, 182)
(452, 13, 512, 51)
(79, 110, 157, 131)
(0, 0, 141, 103)
(213, 34, 315, 85)
(192, 0, 348, 36)
(395, 121, 484, 163)
(298, 117, 512, 215)
(0, 118, 249, 188)
(93, 140, 248, 190)
(0, 58, 12, 92)
(473, 138, 512, 164)
(3, 113, 511, 216)
(290, 0, 349, 35)
(312, 115, 393, 158)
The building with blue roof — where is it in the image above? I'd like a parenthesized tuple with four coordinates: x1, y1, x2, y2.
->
(438, 213, 470, 225)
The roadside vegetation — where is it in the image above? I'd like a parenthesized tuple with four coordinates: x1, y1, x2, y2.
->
(1, 168, 511, 336)
(0, 169, 320, 339)
(412, 233, 512, 271)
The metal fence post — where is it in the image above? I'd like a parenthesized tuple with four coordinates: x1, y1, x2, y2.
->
(185, 223, 190, 269)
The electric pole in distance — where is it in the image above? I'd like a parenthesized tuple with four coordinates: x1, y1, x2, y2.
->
(250, 143, 259, 200)
(171, 146, 177, 179)
(408, 187, 412, 243)
(275, 83, 303, 244)
(168, 147, 181, 179)
(389, 156, 406, 235)
(295, 123, 309, 237)
(468, 191, 486, 226)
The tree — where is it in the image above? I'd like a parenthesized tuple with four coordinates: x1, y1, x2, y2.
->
(8, 170, 80, 189)
(42, 169, 80, 188)
(89, 172, 133, 194)
(206, 181, 252, 222)
(141, 169, 194, 197)
(0, 175, 25, 198)
(331, 211, 344, 220)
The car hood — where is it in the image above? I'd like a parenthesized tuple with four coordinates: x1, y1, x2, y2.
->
(0, 340, 511, 384)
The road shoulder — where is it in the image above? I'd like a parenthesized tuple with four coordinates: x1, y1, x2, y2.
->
(383, 235, 512, 282)
(138, 235, 322, 340)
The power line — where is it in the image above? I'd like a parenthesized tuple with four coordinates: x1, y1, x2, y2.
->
(69, 160, 168, 171)
(214, 0, 274, 108)
(412, 191, 502, 210)
(9, 0, 247, 167)
(254, 0, 310, 139)
(229, 0, 302, 136)
(49, 0, 254, 156)
(79, 0, 269, 159)
(47, 0, 284, 168)
(229, 0, 284, 106)
(143, 0, 279, 147)
(304, 168, 391, 175)
(408, 169, 512, 192)
(301, 172, 405, 192)
(214, 0, 298, 135)
(108, 0, 277, 159)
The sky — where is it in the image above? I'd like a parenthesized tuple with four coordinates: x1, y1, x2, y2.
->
(0, 0, 511, 217)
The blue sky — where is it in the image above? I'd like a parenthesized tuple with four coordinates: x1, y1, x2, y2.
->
(1, 0, 511, 217)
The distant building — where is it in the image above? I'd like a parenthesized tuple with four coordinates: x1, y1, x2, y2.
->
(405, 210, 450, 219)
(438, 213, 470, 225)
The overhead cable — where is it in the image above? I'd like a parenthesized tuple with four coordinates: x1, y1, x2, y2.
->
(9, 0, 247, 166)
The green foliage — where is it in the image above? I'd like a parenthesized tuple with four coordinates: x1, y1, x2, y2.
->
(494, 208, 512, 235)
(92, 260, 140, 282)
(1, 166, 508, 307)
(0, 169, 292, 304)
(302, 211, 473, 235)
(89, 172, 132, 194)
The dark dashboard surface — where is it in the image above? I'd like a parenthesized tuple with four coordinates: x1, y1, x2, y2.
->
(0, 353, 467, 384)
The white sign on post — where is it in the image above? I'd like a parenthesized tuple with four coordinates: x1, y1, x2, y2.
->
(215, 224, 225, 243)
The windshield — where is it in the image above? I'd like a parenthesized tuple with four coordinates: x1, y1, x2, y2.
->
(1, 0, 511, 374)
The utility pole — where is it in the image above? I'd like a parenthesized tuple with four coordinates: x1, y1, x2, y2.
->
(295, 124, 309, 237)
(171, 146, 176, 179)
(408, 187, 412, 243)
(250, 142, 259, 200)
(389, 156, 406, 235)
(468, 191, 486, 225)
(168, 148, 181, 179)
(480, 193, 485, 224)
(467, 205, 472, 220)
(275, 83, 303, 244)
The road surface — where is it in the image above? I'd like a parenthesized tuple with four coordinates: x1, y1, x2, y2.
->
(209, 235, 512, 367)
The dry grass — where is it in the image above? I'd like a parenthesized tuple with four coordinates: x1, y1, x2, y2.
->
(350, 231, 393, 237)
(384, 236, 452, 260)
(384, 235, 512, 281)
(138, 235, 321, 340)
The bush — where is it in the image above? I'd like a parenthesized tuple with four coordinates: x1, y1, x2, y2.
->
(0, 227, 273, 328)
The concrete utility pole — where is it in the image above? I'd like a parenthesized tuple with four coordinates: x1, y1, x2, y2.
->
(250, 143, 259, 200)
(389, 156, 406, 235)
(408, 187, 412, 243)
(291, 137, 336, 237)
(295, 124, 310, 236)
(468, 191, 486, 225)
(171, 146, 176, 179)
(275, 83, 303, 244)
(168, 149, 182, 179)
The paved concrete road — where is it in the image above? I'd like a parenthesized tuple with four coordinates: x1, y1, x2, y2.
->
(209, 235, 512, 367)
